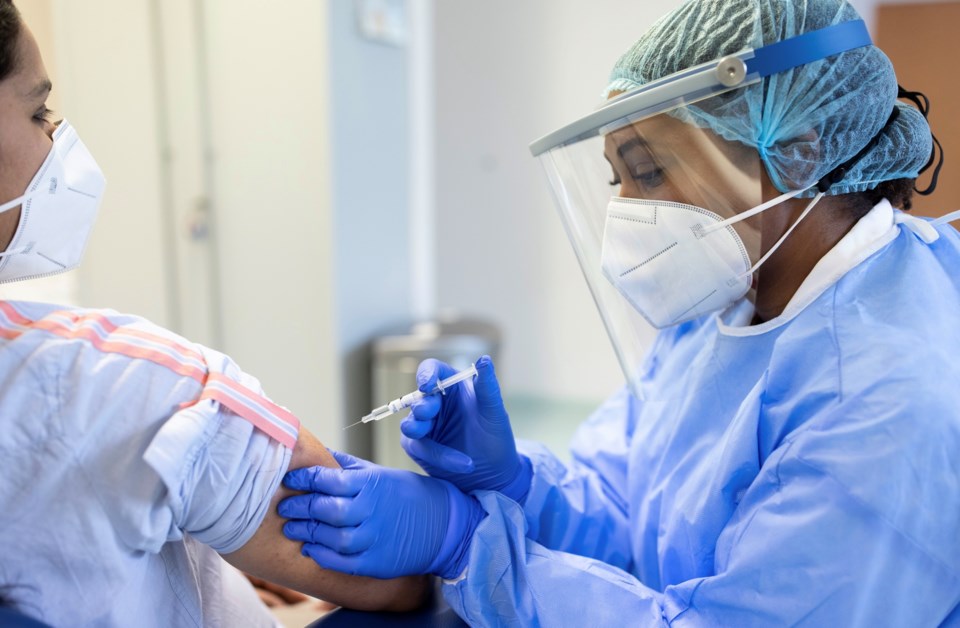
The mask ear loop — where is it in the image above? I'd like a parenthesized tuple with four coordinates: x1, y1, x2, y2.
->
(0, 246, 29, 259)
(701, 187, 810, 236)
(0, 192, 32, 260)
(739, 192, 825, 278)
(0, 194, 27, 215)
(932, 210, 960, 226)
(700, 186, 822, 279)
(0, 196, 29, 259)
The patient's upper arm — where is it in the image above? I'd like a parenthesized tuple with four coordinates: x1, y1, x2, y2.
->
(139, 399, 429, 612)
(121, 346, 431, 612)
(220, 427, 430, 612)
(55, 315, 429, 612)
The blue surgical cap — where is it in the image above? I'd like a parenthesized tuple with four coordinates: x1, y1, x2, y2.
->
(605, 0, 933, 196)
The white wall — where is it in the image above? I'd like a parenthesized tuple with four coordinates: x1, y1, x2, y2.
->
(50, 1, 174, 325)
(432, 0, 684, 404)
(39, 0, 345, 445)
(199, 1, 343, 445)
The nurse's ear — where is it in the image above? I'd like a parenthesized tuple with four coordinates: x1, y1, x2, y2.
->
(765, 128, 822, 195)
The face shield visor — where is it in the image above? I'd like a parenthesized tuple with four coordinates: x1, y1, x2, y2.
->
(529, 20, 872, 400)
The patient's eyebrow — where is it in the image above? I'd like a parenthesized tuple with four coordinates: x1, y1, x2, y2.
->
(26, 78, 52, 100)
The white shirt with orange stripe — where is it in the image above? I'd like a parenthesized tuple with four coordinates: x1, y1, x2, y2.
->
(0, 300, 301, 627)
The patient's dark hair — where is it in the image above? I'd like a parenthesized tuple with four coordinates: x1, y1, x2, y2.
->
(0, 0, 22, 83)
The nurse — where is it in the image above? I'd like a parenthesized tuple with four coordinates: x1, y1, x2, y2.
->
(281, 0, 960, 625)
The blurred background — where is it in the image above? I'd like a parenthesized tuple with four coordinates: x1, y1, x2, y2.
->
(5, 0, 956, 464)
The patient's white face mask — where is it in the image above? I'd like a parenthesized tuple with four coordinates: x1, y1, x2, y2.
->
(600, 188, 824, 328)
(0, 120, 106, 284)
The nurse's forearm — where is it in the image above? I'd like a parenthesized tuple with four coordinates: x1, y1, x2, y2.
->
(221, 428, 432, 612)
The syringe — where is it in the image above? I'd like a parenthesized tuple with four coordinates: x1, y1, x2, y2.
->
(344, 364, 478, 429)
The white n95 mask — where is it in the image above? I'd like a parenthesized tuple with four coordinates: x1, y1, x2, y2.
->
(0, 120, 106, 284)
(600, 189, 823, 329)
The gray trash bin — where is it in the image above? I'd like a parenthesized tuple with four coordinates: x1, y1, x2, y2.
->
(370, 317, 500, 473)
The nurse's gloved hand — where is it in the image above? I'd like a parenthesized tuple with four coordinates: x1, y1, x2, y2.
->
(400, 355, 532, 503)
(279, 450, 483, 580)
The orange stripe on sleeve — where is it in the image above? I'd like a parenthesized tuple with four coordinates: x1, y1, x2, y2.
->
(200, 375, 300, 449)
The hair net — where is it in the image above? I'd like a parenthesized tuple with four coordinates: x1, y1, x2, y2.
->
(605, 0, 933, 196)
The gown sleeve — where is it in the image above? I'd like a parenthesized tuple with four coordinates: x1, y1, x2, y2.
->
(444, 400, 960, 627)
(518, 386, 638, 570)
(517, 324, 685, 569)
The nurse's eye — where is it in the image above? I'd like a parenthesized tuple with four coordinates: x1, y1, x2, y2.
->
(631, 166, 665, 188)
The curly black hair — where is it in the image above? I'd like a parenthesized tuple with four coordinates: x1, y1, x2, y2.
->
(0, 0, 21, 83)
(846, 178, 917, 220)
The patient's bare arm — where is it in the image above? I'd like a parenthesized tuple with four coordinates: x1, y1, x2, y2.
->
(221, 428, 432, 612)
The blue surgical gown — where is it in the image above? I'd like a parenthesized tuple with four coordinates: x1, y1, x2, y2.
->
(443, 200, 960, 626)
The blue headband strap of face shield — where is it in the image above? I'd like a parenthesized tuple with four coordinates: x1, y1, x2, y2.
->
(746, 19, 871, 78)
(529, 19, 873, 156)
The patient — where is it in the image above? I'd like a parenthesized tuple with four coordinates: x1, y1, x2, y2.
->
(0, 300, 430, 626)
(0, 2, 427, 625)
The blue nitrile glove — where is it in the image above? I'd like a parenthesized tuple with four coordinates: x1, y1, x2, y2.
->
(279, 450, 484, 580)
(400, 355, 532, 503)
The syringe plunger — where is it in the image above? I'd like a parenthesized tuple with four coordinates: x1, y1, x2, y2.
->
(357, 363, 478, 425)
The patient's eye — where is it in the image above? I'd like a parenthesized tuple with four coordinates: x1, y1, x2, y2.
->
(34, 105, 55, 125)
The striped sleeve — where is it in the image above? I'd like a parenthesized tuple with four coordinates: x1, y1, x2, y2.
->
(3, 301, 303, 553)
(0, 301, 300, 448)
(199, 373, 299, 449)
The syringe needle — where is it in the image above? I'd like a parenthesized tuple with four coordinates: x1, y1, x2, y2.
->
(343, 419, 364, 430)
